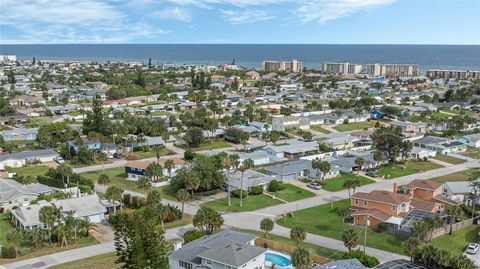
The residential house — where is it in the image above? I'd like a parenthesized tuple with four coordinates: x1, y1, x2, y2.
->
(264, 140, 319, 158)
(0, 179, 57, 212)
(410, 147, 437, 159)
(264, 159, 340, 180)
(169, 229, 265, 269)
(225, 169, 277, 192)
(11, 194, 108, 230)
(272, 116, 310, 131)
(441, 180, 477, 205)
(237, 151, 285, 166)
(321, 133, 361, 150)
(389, 121, 427, 138)
(313, 259, 366, 269)
(125, 158, 184, 182)
(331, 151, 386, 173)
(0, 149, 59, 170)
(455, 133, 480, 148)
(1, 128, 38, 141)
(404, 179, 456, 211)
(412, 136, 467, 154)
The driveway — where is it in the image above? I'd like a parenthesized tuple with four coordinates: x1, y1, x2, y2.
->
(464, 250, 480, 268)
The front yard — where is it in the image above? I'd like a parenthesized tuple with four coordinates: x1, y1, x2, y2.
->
(431, 225, 479, 255)
(433, 154, 466, 165)
(8, 165, 50, 178)
(180, 139, 234, 151)
(320, 173, 375, 192)
(376, 161, 443, 179)
(332, 121, 376, 132)
(132, 148, 176, 159)
(201, 184, 315, 212)
(49, 252, 118, 269)
(430, 168, 480, 183)
(463, 147, 480, 159)
(80, 167, 177, 200)
(310, 125, 331, 134)
(276, 199, 406, 254)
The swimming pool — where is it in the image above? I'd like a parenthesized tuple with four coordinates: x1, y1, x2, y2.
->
(265, 251, 292, 267)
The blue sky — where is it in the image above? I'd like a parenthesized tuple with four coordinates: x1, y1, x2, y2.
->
(1, 0, 479, 44)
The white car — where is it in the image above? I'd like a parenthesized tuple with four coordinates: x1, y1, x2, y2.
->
(56, 157, 65, 164)
(466, 243, 479, 254)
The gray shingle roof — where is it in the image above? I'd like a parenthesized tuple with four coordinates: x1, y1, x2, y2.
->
(0, 149, 58, 162)
(0, 179, 56, 203)
(314, 259, 366, 269)
(198, 243, 265, 267)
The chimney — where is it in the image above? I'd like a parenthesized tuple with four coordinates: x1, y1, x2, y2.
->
(393, 182, 398, 194)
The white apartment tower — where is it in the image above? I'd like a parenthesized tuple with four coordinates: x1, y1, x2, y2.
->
(427, 70, 480, 80)
(322, 62, 362, 75)
(262, 59, 302, 73)
(366, 63, 419, 77)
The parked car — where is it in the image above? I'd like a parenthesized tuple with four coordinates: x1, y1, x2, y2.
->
(307, 182, 322, 190)
(107, 153, 114, 159)
(366, 171, 378, 178)
(55, 157, 65, 164)
(465, 243, 479, 254)
(113, 152, 123, 159)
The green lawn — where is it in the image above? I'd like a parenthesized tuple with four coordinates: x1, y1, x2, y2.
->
(164, 214, 193, 229)
(431, 225, 479, 255)
(276, 199, 406, 254)
(180, 139, 234, 151)
(464, 147, 480, 159)
(430, 112, 452, 120)
(80, 167, 177, 200)
(132, 148, 175, 159)
(49, 252, 118, 269)
(430, 168, 480, 183)
(8, 165, 50, 178)
(321, 173, 375, 192)
(332, 121, 376, 132)
(376, 161, 443, 179)
(433, 154, 466, 165)
(236, 229, 346, 260)
(310, 125, 331, 134)
(201, 184, 314, 212)
(0, 213, 14, 247)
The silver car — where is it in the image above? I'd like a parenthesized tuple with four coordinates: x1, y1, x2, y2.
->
(307, 182, 322, 190)
(466, 243, 479, 254)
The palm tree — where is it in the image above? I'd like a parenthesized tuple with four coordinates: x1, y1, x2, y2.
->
(341, 229, 358, 252)
(260, 218, 274, 239)
(137, 176, 152, 194)
(6, 230, 23, 257)
(146, 189, 162, 205)
(97, 173, 110, 189)
(185, 176, 200, 198)
(145, 162, 163, 182)
(105, 186, 124, 213)
(311, 158, 321, 177)
(337, 207, 349, 227)
(239, 158, 254, 207)
(223, 155, 235, 206)
(39, 205, 60, 245)
(354, 157, 365, 173)
(319, 161, 331, 179)
(291, 247, 311, 269)
(55, 223, 70, 248)
(373, 151, 384, 167)
(290, 226, 306, 246)
(469, 180, 480, 218)
(79, 219, 95, 237)
(164, 159, 175, 178)
(97, 152, 108, 174)
(343, 179, 355, 197)
(153, 145, 164, 162)
(447, 204, 464, 235)
(57, 164, 73, 187)
(176, 188, 190, 218)
(402, 237, 420, 261)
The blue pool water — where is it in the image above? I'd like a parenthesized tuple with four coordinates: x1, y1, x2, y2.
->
(265, 252, 292, 267)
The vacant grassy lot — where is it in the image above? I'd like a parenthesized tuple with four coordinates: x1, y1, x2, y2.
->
(180, 139, 234, 151)
(433, 154, 466, 165)
(332, 121, 376, 132)
(202, 184, 315, 212)
(49, 252, 118, 269)
(320, 173, 375, 192)
(310, 125, 331, 134)
(376, 161, 443, 179)
(430, 168, 480, 183)
(276, 199, 406, 254)
(8, 165, 49, 178)
(80, 167, 177, 200)
(464, 147, 480, 159)
(0, 213, 14, 247)
(431, 225, 478, 255)
(132, 148, 175, 159)
(236, 229, 346, 260)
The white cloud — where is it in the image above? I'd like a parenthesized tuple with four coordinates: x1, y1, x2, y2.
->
(221, 9, 275, 24)
(152, 7, 192, 22)
(295, 0, 397, 24)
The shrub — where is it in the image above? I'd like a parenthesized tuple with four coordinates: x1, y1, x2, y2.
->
(123, 193, 131, 206)
(249, 186, 264, 195)
(131, 196, 139, 208)
(300, 178, 312, 183)
(231, 189, 247, 198)
(278, 182, 286, 191)
(342, 250, 380, 268)
(184, 150, 195, 160)
(269, 180, 280, 192)
(183, 229, 203, 243)
(2, 246, 17, 258)
(375, 222, 388, 233)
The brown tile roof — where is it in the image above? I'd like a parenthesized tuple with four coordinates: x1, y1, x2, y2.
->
(405, 179, 441, 191)
(126, 158, 184, 170)
(410, 197, 436, 212)
(351, 209, 391, 222)
(352, 190, 411, 205)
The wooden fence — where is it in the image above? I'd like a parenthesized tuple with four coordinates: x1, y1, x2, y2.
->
(431, 218, 475, 239)
(255, 237, 331, 265)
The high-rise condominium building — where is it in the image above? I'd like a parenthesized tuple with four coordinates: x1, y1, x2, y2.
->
(427, 70, 480, 80)
(0, 55, 17, 62)
(322, 62, 362, 75)
(262, 59, 302, 73)
(366, 63, 419, 77)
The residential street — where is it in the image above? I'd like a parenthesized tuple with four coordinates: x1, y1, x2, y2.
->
(2, 159, 479, 269)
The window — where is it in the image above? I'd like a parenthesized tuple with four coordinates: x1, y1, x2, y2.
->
(179, 261, 192, 269)
(355, 198, 359, 205)
(392, 205, 397, 212)
(363, 200, 368, 206)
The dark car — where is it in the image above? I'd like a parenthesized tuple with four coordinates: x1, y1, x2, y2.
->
(366, 171, 378, 177)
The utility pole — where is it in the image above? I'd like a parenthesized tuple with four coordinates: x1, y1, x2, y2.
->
(364, 216, 368, 253)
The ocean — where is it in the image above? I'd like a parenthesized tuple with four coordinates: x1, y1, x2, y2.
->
(1, 44, 479, 74)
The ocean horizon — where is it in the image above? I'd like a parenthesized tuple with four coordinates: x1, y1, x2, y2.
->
(1, 44, 479, 74)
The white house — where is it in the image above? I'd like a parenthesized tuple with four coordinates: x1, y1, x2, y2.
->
(0, 149, 59, 170)
(455, 134, 480, 148)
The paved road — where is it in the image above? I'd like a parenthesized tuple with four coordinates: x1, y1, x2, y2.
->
(3, 159, 478, 268)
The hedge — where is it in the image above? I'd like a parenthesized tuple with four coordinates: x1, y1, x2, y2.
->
(249, 186, 264, 195)
(231, 189, 247, 198)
